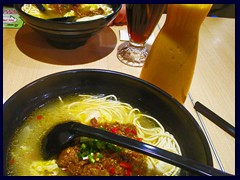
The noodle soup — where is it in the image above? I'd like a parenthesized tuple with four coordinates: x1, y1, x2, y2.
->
(21, 4, 113, 22)
(7, 94, 181, 176)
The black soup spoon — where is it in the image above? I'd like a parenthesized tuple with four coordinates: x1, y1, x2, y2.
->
(42, 121, 233, 176)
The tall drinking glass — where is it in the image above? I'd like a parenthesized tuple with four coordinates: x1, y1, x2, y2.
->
(117, 4, 166, 67)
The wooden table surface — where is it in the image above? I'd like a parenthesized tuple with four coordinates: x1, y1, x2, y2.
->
(3, 14, 235, 175)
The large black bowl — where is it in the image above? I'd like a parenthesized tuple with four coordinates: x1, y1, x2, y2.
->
(14, 4, 122, 49)
(3, 69, 213, 176)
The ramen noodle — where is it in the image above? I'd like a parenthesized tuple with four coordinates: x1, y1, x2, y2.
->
(21, 4, 113, 21)
(7, 94, 181, 176)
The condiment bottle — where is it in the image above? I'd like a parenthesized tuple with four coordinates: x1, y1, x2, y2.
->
(140, 4, 213, 104)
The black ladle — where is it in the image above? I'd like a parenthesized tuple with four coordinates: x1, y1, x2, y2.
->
(42, 121, 232, 176)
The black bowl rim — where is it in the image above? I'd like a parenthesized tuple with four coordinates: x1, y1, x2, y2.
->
(3, 68, 213, 174)
(14, 4, 122, 24)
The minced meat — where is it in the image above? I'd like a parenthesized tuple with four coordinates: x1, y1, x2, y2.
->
(56, 119, 148, 176)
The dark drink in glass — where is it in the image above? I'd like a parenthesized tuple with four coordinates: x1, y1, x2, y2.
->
(126, 4, 166, 45)
(117, 4, 166, 67)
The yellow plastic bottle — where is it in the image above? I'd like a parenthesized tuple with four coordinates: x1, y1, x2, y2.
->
(140, 4, 213, 104)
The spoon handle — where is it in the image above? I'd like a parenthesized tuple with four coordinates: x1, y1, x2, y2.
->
(35, 4, 45, 12)
(72, 123, 232, 176)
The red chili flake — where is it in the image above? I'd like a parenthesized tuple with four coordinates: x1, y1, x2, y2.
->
(124, 169, 131, 176)
(10, 159, 14, 165)
(131, 129, 137, 135)
(36, 115, 43, 120)
(120, 162, 131, 169)
(110, 127, 118, 134)
(136, 138, 143, 142)
(109, 167, 115, 174)
(125, 127, 131, 133)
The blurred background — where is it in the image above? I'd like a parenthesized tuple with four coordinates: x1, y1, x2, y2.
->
(3, 4, 235, 18)
(208, 4, 235, 18)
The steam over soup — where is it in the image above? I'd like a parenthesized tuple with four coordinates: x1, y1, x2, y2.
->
(21, 4, 113, 22)
(7, 94, 181, 176)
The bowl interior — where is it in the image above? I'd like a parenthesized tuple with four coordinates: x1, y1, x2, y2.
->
(3, 69, 213, 176)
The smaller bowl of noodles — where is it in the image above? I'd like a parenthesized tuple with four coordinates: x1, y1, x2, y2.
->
(14, 4, 122, 49)
(3, 69, 213, 176)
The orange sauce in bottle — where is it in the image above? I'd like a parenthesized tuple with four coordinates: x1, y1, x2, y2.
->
(140, 4, 213, 104)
